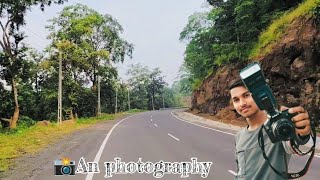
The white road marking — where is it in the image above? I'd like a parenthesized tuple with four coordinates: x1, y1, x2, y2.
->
(168, 133, 180, 141)
(228, 170, 237, 176)
(171, 111, 320, 158)
(154, 124, 158, 127)
(85, 114, 139, 180)
(171, 111, 235, 136)
(150, 119, 153, 122)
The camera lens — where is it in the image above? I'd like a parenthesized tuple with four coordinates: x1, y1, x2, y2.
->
(280, 126, 291, 136)
(61, 166, 71, 175)
(272, 119, 295, 141)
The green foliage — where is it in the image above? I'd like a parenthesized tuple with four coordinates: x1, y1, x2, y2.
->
(312, 3, 320, 20)
(34, 4, 134, 118)
(0, 84, 13, 119)
(0, 2, 137, 127)
(250, 0, 320, 57)
(126, 109, 145, 113)
(163, 86, 184, 108)
(0, 0, 67, 129)
(180, 0, 306, 90)
(125, 63, 183, 110)
(0, 111, 135, 172)
(17, 116, 36, 129)
(192, 78, 203, 90)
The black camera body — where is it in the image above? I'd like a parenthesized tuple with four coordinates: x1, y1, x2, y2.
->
(54, 160, 76, 176)
(263, 109, 296, 143)
(239, 62, 296, 143)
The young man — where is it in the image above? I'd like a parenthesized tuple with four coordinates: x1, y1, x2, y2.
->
(229, 79, 311, 180)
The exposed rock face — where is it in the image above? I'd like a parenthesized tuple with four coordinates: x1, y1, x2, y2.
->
(191, 63, 246, 117)
(191, 16, 320, 123)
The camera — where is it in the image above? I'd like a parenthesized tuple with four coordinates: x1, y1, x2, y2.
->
(54, 159, 76, 176)
(239, 62, 296, 143)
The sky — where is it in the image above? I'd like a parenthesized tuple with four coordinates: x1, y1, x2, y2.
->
(23, 0, 209, 85)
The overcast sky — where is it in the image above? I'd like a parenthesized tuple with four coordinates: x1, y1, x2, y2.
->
(24, 0, 209, 85)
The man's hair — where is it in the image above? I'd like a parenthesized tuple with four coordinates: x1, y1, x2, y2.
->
(228, 79, 245, 90)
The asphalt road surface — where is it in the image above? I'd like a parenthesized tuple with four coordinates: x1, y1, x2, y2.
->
(2, 110, 319, 180)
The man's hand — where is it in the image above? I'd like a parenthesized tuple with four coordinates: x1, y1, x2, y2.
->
(289, 107, 311, 136)
(280, 106, 311, 136)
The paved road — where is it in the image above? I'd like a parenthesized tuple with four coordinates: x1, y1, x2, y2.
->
(2, 110, 319, 179)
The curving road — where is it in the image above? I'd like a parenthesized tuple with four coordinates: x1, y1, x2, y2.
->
(3, 110, 319, 180)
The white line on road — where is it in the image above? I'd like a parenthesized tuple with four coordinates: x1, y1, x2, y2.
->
(171, 111, 235, 136)
(168, 133, 180, 141)
(154, 124, 158, 127)
(85, 114, 138, 180)
(228, 170, 237, 176)
(171, 111, 320, 158)
(151, 119, 153, 122)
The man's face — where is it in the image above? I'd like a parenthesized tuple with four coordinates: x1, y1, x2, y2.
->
(230, 86, 260, 118)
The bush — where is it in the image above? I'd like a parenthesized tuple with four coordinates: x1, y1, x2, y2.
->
(127, 109, 144, 113)
(17, 115, 36, 129)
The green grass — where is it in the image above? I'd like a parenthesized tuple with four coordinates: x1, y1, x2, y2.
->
(0, 110, 143, 173)
(250, 0, 320, 58)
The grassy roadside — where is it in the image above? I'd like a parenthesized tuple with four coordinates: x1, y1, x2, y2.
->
(0, 109, 143, 172)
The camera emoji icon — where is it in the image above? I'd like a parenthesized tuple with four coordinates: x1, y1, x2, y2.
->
(54, 158, 76, 176)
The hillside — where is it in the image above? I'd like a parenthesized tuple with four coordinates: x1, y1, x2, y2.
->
(190, 13, 320, 124)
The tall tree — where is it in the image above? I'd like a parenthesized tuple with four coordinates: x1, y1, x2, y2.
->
(126, 63, 150, 110)
(147, 68, 167, 110)
(46, 4, 133, 89)
(46, 4, 133, 115)
(0, 0, 66, 128)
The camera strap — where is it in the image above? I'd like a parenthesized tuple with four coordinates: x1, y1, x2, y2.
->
(258, 125, 316, 179)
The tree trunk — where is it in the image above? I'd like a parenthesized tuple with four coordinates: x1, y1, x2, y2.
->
(9, 78, 19, 129)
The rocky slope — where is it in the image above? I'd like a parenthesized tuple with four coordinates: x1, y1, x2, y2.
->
(190, 16, 320, 124)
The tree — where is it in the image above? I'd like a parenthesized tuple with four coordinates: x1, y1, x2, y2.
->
(46, 4, 133, 89)
(0, 0, 66, 128)
(180, 0, 304, 90)
(147, 68, 167, 110)
(126, 64, 168, 110)
(126, 63, 150, 110)
(46, 4, 133, 116)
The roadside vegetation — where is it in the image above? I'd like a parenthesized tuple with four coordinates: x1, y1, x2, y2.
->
(250, 0, 320, 57)
(0, 2, 186, 131)
(0, 110, 143, 172)
(0, 1, 188, 173)
(179, 0, 319, 89)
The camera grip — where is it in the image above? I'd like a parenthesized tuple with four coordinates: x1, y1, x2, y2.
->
(285, 109, 306, 129)
(283, 109, 298, 120)
(283, 109, 310, 145)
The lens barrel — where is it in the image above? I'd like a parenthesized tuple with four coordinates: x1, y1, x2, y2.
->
(272, 118, 295, 141)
